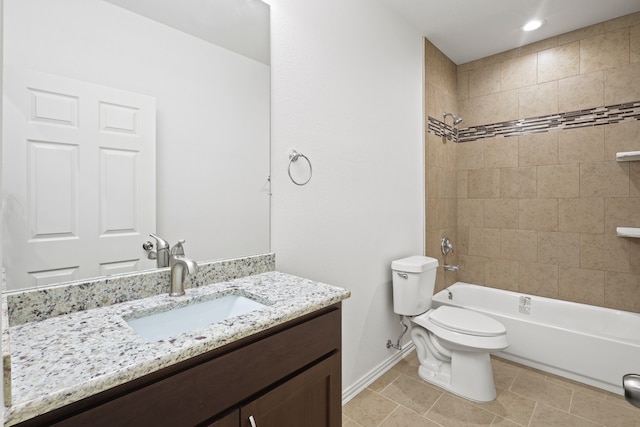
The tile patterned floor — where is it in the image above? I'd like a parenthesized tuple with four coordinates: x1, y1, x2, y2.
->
(343, 351, 640, 426)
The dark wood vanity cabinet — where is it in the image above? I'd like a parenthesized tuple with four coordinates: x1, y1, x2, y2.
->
(15, 304, 342, 427)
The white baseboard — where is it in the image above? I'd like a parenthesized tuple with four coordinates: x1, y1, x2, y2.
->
(341, 342, 415, 405)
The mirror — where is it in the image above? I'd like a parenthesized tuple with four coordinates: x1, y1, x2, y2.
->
(2, 0, 271, 291)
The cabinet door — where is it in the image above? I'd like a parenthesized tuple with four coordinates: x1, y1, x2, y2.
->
(208, 409, 238, 427)
(240, 354, 341, 427)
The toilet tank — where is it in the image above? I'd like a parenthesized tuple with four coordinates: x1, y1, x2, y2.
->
(391, 256, 439, 316)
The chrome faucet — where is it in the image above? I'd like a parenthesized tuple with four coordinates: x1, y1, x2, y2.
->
(145, 233, 171, 268)
(169, 240, 198, 297)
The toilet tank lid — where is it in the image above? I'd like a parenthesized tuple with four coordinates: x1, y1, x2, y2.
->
(391, 256, 439, 273)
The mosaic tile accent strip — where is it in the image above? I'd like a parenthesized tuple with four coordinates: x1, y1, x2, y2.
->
(6, 253, 275, 326)
(427, 117, 459, 142)
(428, 101, 640, 143)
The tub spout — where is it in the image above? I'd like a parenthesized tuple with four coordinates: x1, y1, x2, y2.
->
(444, 264, 459, 272)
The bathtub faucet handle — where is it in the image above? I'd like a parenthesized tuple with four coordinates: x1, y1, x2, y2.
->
(441, 237, 455, 256)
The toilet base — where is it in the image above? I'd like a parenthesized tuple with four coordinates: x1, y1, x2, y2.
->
(416, 350, 498, 402)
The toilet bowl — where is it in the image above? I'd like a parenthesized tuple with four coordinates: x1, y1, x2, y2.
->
(391, 256, 508, 402)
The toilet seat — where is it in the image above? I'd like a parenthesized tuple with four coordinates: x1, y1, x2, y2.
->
(412, 306, 508, 352)
(429, 306, 505, 337)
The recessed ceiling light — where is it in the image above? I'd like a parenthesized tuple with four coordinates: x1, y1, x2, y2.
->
(523, 19, 545, 32)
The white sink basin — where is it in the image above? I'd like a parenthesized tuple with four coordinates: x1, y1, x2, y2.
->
(126, 295, 267, 341)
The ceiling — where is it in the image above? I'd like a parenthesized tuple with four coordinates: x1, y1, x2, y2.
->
(377, 0, 640, 64)
(102, 0, 639, 66)
(104, 0, 270, 64)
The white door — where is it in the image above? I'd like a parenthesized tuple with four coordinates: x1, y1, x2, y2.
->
(3, 68, 156, 290)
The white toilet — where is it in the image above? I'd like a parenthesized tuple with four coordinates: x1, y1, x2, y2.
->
(391, 255, 508, 402)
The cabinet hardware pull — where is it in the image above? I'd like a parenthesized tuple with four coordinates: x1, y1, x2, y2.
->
(249, 415, 257, 427)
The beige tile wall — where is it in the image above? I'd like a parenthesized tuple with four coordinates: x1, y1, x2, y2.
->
(450, 12, 640, 311)
(424, 40, 458, 293)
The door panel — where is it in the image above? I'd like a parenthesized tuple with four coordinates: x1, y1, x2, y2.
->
(28, 140, 78, 238)
(99, 148, 138, 234)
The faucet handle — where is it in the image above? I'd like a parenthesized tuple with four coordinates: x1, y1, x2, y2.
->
(171, 239, 186, 255)
(149, 233, 170, 250)
(441, 237, 455, 256)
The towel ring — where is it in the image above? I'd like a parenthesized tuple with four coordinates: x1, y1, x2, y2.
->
(288, 149, 312, 186)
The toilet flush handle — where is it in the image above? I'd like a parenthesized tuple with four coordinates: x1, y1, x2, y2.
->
(396, 272, 408, 279)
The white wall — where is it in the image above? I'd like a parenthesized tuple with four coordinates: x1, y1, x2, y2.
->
(3, 0, 270, 287)
(267, 0, 425, 393)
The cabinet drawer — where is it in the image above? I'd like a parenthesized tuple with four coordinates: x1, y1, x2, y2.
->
(44, 308, 341, 427)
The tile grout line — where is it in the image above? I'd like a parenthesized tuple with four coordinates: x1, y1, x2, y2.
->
(423, 392, 447, 427)
(526, 401, 537, 427)
(374, 402, 399, 427)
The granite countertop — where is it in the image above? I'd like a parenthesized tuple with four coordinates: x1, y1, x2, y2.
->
(5, 271, 350, 426)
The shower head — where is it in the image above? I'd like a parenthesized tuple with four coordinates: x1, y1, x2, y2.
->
(443, 112, 463, 126)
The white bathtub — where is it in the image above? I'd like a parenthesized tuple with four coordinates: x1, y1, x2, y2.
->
(432, 282, 640, 395)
